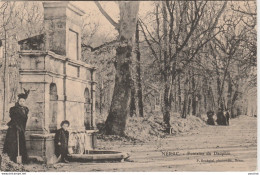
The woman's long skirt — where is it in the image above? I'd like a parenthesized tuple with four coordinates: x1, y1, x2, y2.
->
(3, 126, 28, 163)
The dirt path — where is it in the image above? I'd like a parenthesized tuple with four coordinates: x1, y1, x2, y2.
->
(25, 115, 257, 172)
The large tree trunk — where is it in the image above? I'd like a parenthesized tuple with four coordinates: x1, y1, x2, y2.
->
(187, 97, 191, 116)
(203, 91, 207, 113)
(197, 91, 202, 117)
(227, 73, 232, 111)
(3, 31, 10, 121)
(102, 2, 140, 135)
(130, 83, 136, 117)
(182, 94, 188, 119)
(105, 46, 133, 135)
(99, 77, 103, 114)
(187, 70, 192, 116)
(216, 76, 223, 110)
(202, 78, 210, 112)
(163, 81, 172, 126)
(161, 1, 172, 127)
(135, 21, 144, 117)
(182, 74, 189, 118)
(231, 90, 239, 118)
(191, 71, 197, 116)
(178, 74, 182, 113)
(174, 80, 178, 112)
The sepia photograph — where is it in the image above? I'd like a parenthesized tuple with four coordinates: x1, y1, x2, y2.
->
(0, 0, 257, 172)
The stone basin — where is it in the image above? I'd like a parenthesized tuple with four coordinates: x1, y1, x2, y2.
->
(68, 150, 130, 162)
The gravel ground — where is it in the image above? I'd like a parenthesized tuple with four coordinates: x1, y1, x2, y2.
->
(1, 115, 257, 172)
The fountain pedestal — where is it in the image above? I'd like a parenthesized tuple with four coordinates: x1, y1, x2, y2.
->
(29, 134, 56, 164)
(28, 130, 97, 164)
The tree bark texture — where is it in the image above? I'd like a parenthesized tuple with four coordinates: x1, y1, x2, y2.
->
(135, 21, 144, 117)
(105, 46, 133, 135)
(104, 2, 140, 135)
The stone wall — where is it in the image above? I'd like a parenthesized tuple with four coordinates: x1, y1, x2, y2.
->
(19, 50, 95, 133)
(0, 2, 98, 162)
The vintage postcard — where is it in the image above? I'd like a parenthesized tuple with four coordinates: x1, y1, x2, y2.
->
(0, 0, 257, 172)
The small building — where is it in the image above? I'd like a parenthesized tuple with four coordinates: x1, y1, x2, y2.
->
(2, 2, 97, 164)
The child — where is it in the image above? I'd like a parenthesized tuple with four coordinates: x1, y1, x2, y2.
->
(54, 120, 70, 163)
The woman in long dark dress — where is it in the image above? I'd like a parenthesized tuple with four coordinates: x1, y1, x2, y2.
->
(3, 90, 30, 164)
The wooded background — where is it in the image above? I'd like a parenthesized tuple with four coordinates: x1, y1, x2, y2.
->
(0, 1, 257, 136)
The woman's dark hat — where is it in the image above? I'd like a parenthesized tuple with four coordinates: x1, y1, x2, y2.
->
(18, 88, 30, 99)
(60, 120, 70, 127)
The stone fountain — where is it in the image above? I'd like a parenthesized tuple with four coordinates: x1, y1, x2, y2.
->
(15, 2, 128, 164)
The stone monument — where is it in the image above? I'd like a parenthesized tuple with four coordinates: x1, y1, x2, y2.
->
(16, 2, 97, 164)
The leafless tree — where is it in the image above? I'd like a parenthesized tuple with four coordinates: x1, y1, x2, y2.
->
(94, 1, 140, 135)
(140, 1, 227, 126)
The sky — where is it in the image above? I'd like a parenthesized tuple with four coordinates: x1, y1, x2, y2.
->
(72, 1, 154, 40)
(70, 1, 256, 47)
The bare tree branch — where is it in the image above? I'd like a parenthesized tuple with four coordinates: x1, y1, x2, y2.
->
(94, 1, 119, 30)
(231, 7, 256, 16)
(82, 39, 118, 52)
